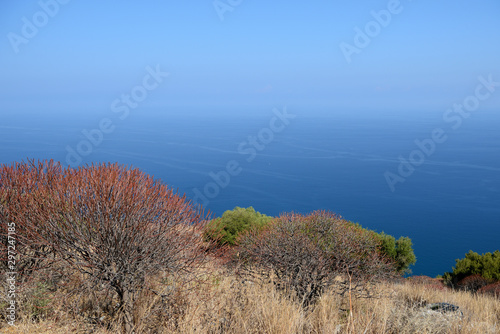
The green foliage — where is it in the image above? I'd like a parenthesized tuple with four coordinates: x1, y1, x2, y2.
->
(393, 236, 417, 274)
(204, 205, 416, 273)
(442, 272, 453, 285)
(377, 233, 397, 259)
(356, 229, 416, 274)
(444, 250, 500, 285)
(204, 206, 272, 246)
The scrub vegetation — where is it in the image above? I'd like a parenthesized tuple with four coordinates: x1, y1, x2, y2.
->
(0, 160, 498, 333)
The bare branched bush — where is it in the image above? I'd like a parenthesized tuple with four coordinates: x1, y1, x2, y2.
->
(1, 160, 210, 333)
(238, 216, 333, 307)
(237, 211, 395, 307)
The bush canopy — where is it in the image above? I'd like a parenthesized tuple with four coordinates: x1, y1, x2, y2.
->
(204, 206, 272, 246)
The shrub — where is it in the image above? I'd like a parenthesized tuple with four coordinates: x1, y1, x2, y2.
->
(443, 250, 500, 286)
(0, 160, 61, 280)
(371, 232, 416, 275)
(407, 276, 447, 291)
(347, 224, 416, 275)
(479, 281, 500, 299)
(204, 206, 272, 246)
(456, 274, 491, 292)
(237, 211, 395, 307)
(0, 160, 210, 333)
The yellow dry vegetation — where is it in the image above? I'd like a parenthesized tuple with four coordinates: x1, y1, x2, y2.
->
(2, 263, 499, 334)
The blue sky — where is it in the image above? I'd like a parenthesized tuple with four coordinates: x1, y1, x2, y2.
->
(1, 0, 499, 113)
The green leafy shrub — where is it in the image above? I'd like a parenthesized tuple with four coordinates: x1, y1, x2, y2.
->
(443, 250, 500, 286)
(375, 233, 417, 274)
(204, 206, 272, 246)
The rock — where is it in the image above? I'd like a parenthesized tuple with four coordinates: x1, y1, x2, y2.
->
(425, 302, 463, 318)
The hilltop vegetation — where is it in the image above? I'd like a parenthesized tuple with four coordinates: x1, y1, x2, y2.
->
(204, 206, 416, 275)
(441, 250, 500, 296)
(0, 160, 498, 333)
(203, 206, 273, 246)
(443, 250, 500, 283)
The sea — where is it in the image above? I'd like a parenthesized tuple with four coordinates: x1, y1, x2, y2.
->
(1, 106, 499, 277)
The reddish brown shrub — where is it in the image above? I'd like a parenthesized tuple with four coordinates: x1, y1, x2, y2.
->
(1, 160, 210, 333)
(456, 274, 491, 292)
(0, 160, 62, 281)
(479, 281, 500, 299)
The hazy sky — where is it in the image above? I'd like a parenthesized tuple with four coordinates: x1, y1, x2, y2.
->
(1, 1, 499, 113)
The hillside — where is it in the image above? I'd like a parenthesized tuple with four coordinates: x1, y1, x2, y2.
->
(1, 161, 498, 333)
(1, 260, 499, 334)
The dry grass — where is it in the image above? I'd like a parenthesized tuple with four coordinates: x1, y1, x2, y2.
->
(1, 263, 499, 334)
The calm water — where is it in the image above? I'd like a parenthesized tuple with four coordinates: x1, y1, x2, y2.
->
(1, 107, 499, 277)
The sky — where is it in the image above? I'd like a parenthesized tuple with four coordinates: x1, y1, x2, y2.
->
(1, 0, 499, 115)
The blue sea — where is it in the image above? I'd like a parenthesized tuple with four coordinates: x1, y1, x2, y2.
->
(1, 107, 499, 277)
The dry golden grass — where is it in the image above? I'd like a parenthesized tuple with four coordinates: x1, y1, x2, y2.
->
(1, 264, 499, 334)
